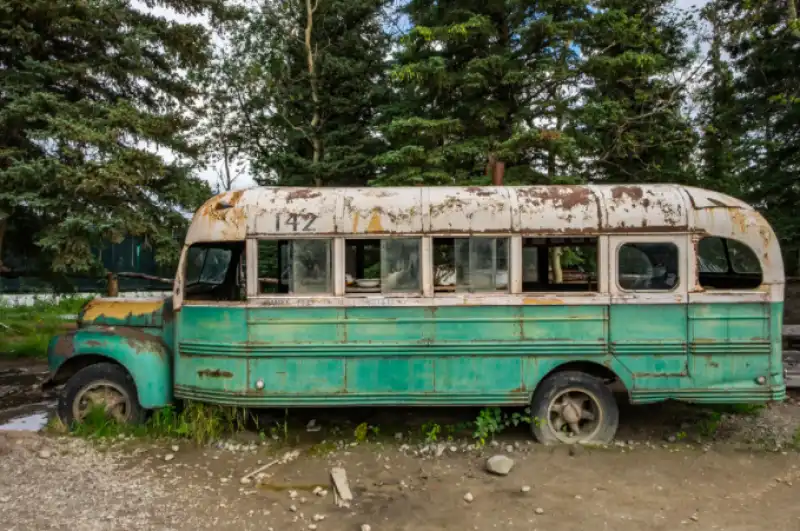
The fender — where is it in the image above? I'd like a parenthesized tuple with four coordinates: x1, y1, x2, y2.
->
(47, 325, 173, 409)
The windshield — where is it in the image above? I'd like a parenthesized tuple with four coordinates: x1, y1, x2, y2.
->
(185, 246, 233, 286)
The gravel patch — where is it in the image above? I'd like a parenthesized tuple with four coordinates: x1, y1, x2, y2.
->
(0, 432, 197, 531)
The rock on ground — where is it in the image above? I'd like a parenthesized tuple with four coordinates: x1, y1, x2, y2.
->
(486, 455, 515, 476)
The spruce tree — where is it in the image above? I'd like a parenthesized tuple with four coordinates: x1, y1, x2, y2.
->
(0, 0, 226, 273)
(213, 0, 391, 187)
(578, 0, 698, 184)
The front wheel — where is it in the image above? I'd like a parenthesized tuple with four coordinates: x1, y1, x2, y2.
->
(58, 363, 145, 427)
(530, 371, 619, 445)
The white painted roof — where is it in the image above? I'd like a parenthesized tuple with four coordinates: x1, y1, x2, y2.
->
(185, 184, 783, 284)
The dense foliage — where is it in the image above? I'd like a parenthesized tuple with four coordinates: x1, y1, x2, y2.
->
(0, 0, 226, 274)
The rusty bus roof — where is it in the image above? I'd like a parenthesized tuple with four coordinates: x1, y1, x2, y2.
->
(185, 184, 782, 280)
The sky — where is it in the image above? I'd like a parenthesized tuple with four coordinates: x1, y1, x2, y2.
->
(147, 0, 711, 192)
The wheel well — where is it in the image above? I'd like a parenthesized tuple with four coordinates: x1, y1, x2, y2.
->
(51, 355, 127, 386)
(541, 361, 628, 393)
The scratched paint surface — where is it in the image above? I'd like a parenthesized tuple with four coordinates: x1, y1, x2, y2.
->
(172, 302, 784, 406)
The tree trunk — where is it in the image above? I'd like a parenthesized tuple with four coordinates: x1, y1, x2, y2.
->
(305, 0, 323, 186)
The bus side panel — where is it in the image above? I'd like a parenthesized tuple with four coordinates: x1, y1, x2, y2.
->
(175, 305, 249, 395)
(688, 302, 771, 389)
(610, 304, 690, 390)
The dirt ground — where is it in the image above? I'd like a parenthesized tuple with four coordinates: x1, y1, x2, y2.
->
(1, 361, 800, 531)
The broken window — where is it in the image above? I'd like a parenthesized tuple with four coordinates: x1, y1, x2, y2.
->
(697, 237, 762, 289)
(258, 239, 332, 295)
(345, 238, 421, 294)
(522, 237, 598, 292)
(184, 242, 244, 301)
(433, 237, 509, 293)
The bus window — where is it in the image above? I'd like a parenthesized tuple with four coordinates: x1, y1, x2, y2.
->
(433, 237, 509, 293)
(344, 238, 421, 294)
(184, 242, 244, 301)
(697, 237, 762, 289)
(257, 239, 332, 295)
(522, 237, 598, 292)
(618, 242, 679, 291)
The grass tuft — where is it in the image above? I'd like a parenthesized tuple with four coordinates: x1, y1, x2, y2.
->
(62, 401, 251, 445)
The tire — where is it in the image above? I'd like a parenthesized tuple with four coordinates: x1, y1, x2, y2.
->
(530, 370, 619, 445)
(57, 362, 145, 427)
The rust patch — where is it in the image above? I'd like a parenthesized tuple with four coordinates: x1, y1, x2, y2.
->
(198, 369, 234, 379)
(228, 190, 245, 206)
(52, 332, 77, 358)
(516, 186, 594, 210)
(465, 187, 495, 197)
(85, 340, 103, 347)
(115, 327, 169, 359)
(286, 189, 321, 201)
(610, 186, 644, 202)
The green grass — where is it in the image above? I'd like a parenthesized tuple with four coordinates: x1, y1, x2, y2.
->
(64, 401, 251, 445)
(0, 297, 91, 358)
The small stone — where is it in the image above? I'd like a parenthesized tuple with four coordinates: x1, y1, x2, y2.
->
(521, 485, 531, 493)
(38, 449, 52, 459)
(289, 490, 298, 499)
(505, 445, 514, 453)
(464, 492, 474, 503)
(490, 440, 500, 448)
(289, 504, 297, 513)
(308, 524, 317, 530)
(312, 514, 325, 522)
(690, 514, 699, 522)
(535, 507, 544, 515)
(486, 455, 515, 476)
(666, 435, 677, 443)
(240, 477, 252, 485)
(171, 445, 179, 452)
(317, 489, 328, 497)
(361, 525, 372, 531)
(568, 445, 584, 457)
(164, 453, 174, 462)
(300, 497, 307, 503)
(449, 445, 458, 452)
(435, 444, 446, 458)
(395, 432, 404, 441)
(306, 419, 320, 432)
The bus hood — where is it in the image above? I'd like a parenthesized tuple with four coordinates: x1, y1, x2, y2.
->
(78, 297, 172, 328)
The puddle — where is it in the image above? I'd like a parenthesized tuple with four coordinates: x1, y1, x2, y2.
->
(0, 401, 55, 431)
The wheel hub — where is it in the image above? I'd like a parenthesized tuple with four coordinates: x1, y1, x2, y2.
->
(73, 381, 130, 423)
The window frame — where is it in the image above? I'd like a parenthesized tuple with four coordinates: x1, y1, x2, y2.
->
(430, 234, 512, 295)
(249, 236, 335, 298)
(181, 241, 246, 305)
(695, 235, 764, 291)
(519, 236, 601, 294)
(342, 235, 425, 297)
(610, 234, 688, 301)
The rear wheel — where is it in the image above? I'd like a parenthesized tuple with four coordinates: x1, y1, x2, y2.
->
(530, 371, 618, 445)
(58, 363, 145, 427)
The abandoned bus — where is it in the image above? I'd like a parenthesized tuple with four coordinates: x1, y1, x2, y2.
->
(45, 185, 786, 444)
